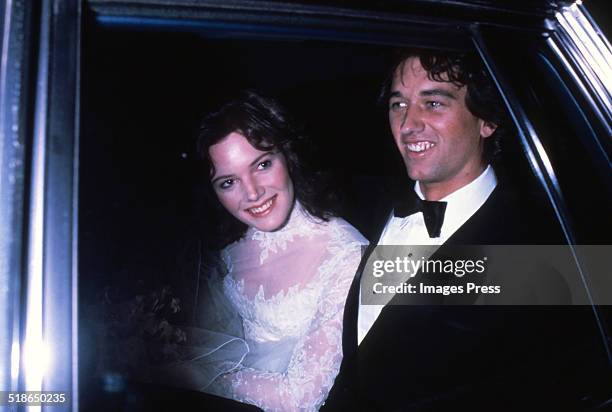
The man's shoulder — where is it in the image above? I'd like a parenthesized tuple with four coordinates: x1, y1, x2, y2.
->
(453, 181, 564, 245)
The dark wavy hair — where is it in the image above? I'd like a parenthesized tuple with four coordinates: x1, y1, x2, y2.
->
(196, 90, 336, 248)
(380, 48, 508, 163)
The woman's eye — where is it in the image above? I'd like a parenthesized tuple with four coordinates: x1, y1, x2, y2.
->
(257, 159, 272, 170)
(219, 179, 234, 189)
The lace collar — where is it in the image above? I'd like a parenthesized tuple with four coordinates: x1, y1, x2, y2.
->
(248, 202, 324, 264)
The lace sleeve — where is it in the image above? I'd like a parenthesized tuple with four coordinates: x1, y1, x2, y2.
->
(209, 240, 362, 412)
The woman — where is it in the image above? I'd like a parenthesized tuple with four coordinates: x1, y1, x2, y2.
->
(186, 91, 366, 411)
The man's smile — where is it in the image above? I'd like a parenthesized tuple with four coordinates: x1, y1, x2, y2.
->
(406, 141, 436, 153)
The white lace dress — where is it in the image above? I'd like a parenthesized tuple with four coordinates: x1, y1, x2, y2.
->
(204, 205, 367, 411)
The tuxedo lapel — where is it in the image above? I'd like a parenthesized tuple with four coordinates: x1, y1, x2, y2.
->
(343, 185, 534, 361)
(440, 184, 540, 245)
(342, 201, 392, 358)
(342, 243, 375, 358)
(358, 186, 507, 333)
(326, 184, 571, 411)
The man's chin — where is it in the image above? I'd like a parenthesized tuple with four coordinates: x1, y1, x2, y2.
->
(405, 168, 431, 183)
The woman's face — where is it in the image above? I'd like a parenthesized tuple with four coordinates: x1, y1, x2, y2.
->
(209, 132, 295, 232)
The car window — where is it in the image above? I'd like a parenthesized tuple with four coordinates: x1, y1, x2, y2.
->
(78, 4, 611, 410)
(478, 26, 610, 245)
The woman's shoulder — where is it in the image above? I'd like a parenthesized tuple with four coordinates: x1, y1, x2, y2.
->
(324, 216, 369, 246)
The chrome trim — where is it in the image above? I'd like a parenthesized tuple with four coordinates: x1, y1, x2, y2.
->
(24, 0, 51, 407)
(555, 2, 612, 122)
(87, 0, 559, 31)
(20, 0, 80, 410)
(538, 50, 610, 167)
(38, 0, 80, 410)
(546, 35, 611, 136)
(554, 22, 611, 120)
(72, 0, 82, 408)
(578, 1, 612, 54)
(0, 0, 33, 395)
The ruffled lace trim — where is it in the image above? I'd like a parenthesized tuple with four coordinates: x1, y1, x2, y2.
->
(223, 218, 363, 342)
(249, 203, 325, 264)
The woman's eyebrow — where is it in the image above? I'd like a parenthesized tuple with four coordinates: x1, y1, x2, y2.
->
(211, 153, 273, 184)
(211, 173, 233, 184)
(249, 152, 270, 167)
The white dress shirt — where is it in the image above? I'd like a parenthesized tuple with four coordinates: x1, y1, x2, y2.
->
(357, 165, 498, 344)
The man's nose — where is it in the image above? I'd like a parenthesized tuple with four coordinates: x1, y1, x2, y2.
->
(401, 106, 424, 134)
(243, 176, 264, 202)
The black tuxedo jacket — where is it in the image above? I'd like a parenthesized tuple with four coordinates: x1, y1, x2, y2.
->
(322, 183, 610, 411)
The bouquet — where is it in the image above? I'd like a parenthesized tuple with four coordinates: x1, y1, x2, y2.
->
(91, 284, 187, 379)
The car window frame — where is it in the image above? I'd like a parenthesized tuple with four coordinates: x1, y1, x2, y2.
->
(3, 1, 610, 410)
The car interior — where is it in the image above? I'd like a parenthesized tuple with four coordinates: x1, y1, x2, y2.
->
(0, 1, 609, 411)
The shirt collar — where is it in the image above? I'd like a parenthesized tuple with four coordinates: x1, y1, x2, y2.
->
(414, 165, 498, 236)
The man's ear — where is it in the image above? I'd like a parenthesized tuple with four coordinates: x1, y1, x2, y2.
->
(480, 120, 497, 138)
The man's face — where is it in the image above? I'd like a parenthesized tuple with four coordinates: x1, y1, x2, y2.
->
(388, 57, 496, 200)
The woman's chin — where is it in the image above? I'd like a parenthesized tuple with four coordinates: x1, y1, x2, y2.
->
(244, 209, 292, 232)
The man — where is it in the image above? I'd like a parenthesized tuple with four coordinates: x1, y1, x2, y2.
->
(322, 49, 599, 411)
(386, 52, 497, 203)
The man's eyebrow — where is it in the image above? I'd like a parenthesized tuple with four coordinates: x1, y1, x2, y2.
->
(420, 88, 457, 99)
(388, 89, 457, 100)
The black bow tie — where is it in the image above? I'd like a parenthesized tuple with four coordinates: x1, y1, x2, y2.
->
(393, 191, 447, 238)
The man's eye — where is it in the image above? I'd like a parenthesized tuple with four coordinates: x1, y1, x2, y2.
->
(258, 160, 272, 170)
(219, 179, 234, 189)
(426, 101, 443, 109)
(389, 101, 407, 111)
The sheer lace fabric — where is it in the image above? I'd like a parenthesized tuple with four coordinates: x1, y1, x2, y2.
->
(207, 205, 366, 411)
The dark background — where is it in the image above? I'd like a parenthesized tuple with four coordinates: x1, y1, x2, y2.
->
(79, 26, 401, 298)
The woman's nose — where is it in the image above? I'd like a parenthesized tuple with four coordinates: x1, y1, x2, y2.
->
(243, 176, 264, 202)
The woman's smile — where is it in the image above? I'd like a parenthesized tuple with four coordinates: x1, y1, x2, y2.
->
(246, 194, 277, 217)
(210, 132, 294, 232)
